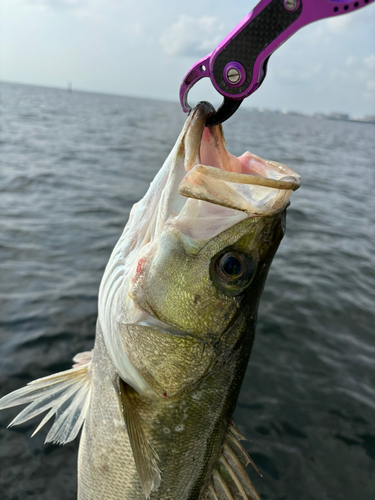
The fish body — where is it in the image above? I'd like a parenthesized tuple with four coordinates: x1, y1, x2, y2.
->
(0, 103, 300, 499)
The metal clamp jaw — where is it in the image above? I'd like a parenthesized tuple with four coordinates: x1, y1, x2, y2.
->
(180, 0, 374, 125)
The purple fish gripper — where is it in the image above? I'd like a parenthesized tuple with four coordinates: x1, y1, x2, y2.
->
(180, 0, 374, 122)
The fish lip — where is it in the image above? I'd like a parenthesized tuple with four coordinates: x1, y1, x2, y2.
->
(176, 106, 301, 215)
(188, 162, 301, 191)
(132, 310, 204, 341)
(142, 301, 215, 342)
(182, 105, 301, 187)
(130, 301, 245, 349)
(181, 102, 216, 172)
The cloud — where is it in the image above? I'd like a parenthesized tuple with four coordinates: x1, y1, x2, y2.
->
(13, 0, 119, 14)
(160, 15, 224, 57)
(22, 0, 88, 9)
(325, 14, 352, 33)
(345, 56, 358, 67)
(340, 55, 375, 81)
(364, 55, 375, 70)
(275, 60, 323, 84)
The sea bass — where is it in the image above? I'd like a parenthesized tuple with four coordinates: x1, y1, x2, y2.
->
(0, 102, 300, 500)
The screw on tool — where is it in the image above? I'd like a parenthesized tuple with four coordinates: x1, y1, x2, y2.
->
(227, 68, 241, 84)
(284, 0, 300, 12)
(223, 62, 246, 87)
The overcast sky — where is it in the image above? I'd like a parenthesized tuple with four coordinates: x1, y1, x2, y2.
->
(1, 0, 375, 117)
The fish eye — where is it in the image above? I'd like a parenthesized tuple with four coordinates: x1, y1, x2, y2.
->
(220, 254, 242, 277)
(211, 251, 255, 295)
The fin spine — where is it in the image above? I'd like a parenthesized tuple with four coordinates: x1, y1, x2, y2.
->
(229, 420, 248, 441)
(219, 455, 248, 499)
(0, 352, 92, 445)
(223, 443, 261, 500)
(208, 483, 220, 500)
(226, 433, 262, 477)
(213, 469, 235, 500)
(119, 379, 160, 499)
(202, 422, 261, 500)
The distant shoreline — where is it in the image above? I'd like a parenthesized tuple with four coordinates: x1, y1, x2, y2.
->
(1, 79, 374, 124)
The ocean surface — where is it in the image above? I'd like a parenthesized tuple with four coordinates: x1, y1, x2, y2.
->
(0, 81, 374, 500)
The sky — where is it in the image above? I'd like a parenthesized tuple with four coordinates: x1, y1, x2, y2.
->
(1, 0, 375, 117)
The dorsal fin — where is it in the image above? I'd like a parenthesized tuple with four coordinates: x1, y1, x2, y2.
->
(204, 421, 261, 500)
(228, 422, 262, 477)
(119, 379, 161, 499)
(0, 351, 93, 444)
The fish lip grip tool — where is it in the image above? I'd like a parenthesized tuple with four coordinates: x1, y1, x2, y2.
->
(179, 0, 374, 126)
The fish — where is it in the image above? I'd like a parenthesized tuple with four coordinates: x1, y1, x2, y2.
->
(0, 102, 301, 500)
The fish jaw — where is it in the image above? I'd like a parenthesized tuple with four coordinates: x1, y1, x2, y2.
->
(179, 123, 301, 217)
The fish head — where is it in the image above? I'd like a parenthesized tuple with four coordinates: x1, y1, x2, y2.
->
(98, 103, 300, 400)
(129, 209, 285, 346)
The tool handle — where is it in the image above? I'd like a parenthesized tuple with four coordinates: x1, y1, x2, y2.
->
(209, 0, 374, 100)
(180, 0, 374, 111)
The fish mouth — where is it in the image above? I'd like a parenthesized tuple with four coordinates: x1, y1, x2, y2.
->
(177, 102, 301, 216)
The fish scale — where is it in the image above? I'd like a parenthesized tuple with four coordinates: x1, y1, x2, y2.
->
(78, 321, 251, 500)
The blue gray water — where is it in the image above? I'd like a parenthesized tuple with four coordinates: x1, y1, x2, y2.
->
(0, 81, 374, 500)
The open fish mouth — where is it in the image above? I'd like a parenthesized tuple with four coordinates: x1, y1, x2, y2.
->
(177, 101, 301, 216)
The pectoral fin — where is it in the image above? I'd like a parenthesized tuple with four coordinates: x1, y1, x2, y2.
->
(119, 378, 161, 499)
(0, 351, 93, 444)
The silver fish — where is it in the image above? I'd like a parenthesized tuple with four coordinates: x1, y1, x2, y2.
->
(0, 102, 300, 500)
